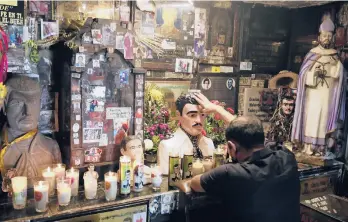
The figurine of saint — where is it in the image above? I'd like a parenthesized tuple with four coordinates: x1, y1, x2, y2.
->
(267, 88, 296, 146)
(0, 76, 62, 187)
(158, 93, 214, 175)
(291, 15, 346, 156)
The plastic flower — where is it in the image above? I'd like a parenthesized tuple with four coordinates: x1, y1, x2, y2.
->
(226, 107, 234, 114)
(214, 113, 221, 120)
(150, 89, 164, 102)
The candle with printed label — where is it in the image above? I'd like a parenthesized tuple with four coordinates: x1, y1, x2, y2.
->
(192, 159, 204, 176)
(120, 156, 131, 195)
(42, 167, 56, 196)
(34, 181, 49, 212)
(104, 172, 117, 201)
(66, 168, 79, 196)
(57, 178, 71, 206)
(133, 159, 144, 192)
(11, 176, 27, 209)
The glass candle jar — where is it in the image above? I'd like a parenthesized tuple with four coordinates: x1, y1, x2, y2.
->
(104, 172, 117, 201)
(11, 176, 27, 210)
(150, 164, 162, 192)
(42, 167, 56, 197)
(203, 156, 213, 172)
(66, 168, 79, 196)
(34, 181, 49, 212)
(213, 147, 225, 168)
(83, 165, 98, 200)
(53, 164, 66, 182)
(57, 178, 71, 206)
(119, 156, 131, 195)
(192, 159, 204, 176)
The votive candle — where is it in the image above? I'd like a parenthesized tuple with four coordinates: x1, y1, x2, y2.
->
(104, 172, 117, 201)
(192, 159, 204, 176)
(66, 168, 79, 196)
(34, 181, 49, 212)
(11, 176, 27, 210)
(57, 178, 71, 206)
(53, 164, 66, 180)
(150, 164, 162, 191)
(42, 167, 56, 196)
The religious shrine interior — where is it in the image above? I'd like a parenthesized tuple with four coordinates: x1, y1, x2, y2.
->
(1, 1, 348, 221)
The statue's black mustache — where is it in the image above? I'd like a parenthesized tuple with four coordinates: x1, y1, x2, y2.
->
(192, 123, 202, 127)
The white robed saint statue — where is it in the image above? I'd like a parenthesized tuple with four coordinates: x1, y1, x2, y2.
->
(291, 15, 346, 156)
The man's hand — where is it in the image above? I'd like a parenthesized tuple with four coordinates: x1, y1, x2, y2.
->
(193, 92, 218, 114)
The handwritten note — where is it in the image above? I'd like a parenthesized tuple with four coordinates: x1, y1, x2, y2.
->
(106, 107, 132, 120)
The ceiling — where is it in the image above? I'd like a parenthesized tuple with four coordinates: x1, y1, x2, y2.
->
(243, 1, 334, 9)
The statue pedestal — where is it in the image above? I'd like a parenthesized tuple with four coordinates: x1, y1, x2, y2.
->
(295, 153, 334, 167)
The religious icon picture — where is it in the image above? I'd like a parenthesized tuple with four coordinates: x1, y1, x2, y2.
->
(175, 58, 193, 73)
(226, 78, 235, 90)
(41, 19, 59, 39)
(201, 78, 211, 90)
(7, 25, 23, 48)
(75, 53, 86, 68)
(92, 29, 102, 44)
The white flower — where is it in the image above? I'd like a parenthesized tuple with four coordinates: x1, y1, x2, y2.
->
(144, 139, 154, 150)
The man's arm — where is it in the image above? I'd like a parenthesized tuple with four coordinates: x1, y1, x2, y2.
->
(190, 174, 205, 192)
(193, 93, 236, 124)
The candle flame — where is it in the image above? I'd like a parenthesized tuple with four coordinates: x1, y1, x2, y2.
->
(47, 167, 51, 172)
(57, 163, 61, 168)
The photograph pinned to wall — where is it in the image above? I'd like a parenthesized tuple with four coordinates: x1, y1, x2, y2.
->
(28, 17, 37, 41)
(335, 27, 346, 47)
(82, 34, 92, 44)
(41, 19, 59, 40)
(124, 32, 134, 60)
(88, 86, 106, 100)
(194, 38, 205, 57)
(87, 68, 93, 75)
(102, 24, 116, 47)
(83, 128, 102, 143)
(75, 53, 86, 67)
(194, 8, 206, 39)
(84, 147, 102, 163)
(84, 120, 103, 129)
(72, 101, 81, 113)
(7, 25, 23, 48)
(99, 133, 108, 146)
(186, 46, 193, 57)
(141, 12, 155, 37)
(119, 69, 130, 85)
(88, 68, 105, 86)
(227, 47, 233, 57)
(92, 59, 100, 68)
(146, 48, 154, 59)
(135, 107, 143, 118)
(201, 78, 212, 90)
(120, 5, 130, 23)
(71, 78, 80, 93)
(85, 99, 105, 113)
(226, 78, 236, 90)
(175, 58, 193, 73)
(91, 29, 102, 44)
(116, 35, 124, 50)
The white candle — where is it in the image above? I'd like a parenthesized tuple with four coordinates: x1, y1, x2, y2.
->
(104, 172, 117, 201)
(34, 181, 49, 212)
(53, 164, 66, 180)
(66, 168, 79, 196)
(57, 179, 71, 206)
(192, 159, 204, 176)
(11, 176, 27, 209)
(150, 165, 162, 191)
(83, 166, 98, 199)
(42, 167, 56, 196)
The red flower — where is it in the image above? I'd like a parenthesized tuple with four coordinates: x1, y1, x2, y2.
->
(201, 129, 207, 136)
(214, 113, 221, 120)
(226, 107, 235, 114)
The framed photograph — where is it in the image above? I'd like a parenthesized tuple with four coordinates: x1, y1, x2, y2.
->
(175, 58, 193, 73)
(75, 53, 86, 68)
(41, 19, 59, 39)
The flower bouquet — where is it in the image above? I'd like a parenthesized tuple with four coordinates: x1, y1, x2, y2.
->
(144, 84, 174, 162)
(204, 100, 234, 147)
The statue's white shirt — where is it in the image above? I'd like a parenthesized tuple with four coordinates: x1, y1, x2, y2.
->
(157, 128, 215, 175)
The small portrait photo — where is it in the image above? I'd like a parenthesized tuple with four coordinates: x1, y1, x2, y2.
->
(227, 47, 233, 57)
(93, 59, 100, 68)
(136, 118, 142, 125)
(135, 107, 143, 118)
(201, 78, 211, 90)
(91, 29, 102, 44)
(87, 68, 93, 75)
(41, 20, 59, 39)
(226, 78, 236, 90)
(175, 58, 193, 73)
(75, 53, 85, 68)
(7, 25, 23, 48)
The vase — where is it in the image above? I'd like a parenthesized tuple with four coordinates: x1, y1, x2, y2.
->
(145, 150, 157, 163)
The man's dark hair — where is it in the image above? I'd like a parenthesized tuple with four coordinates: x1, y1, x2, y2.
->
(188, 162, 192, 166)
(175, 93, 199, 115)
(203, 78, 209, 84)
(225, 116, 264, 150)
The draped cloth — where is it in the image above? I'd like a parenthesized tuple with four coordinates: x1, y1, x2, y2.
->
(291, 52, 346, 145)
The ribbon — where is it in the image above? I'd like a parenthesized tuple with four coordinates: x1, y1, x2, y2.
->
(0, 129, 38, 177)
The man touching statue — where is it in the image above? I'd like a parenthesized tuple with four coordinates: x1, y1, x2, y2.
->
(158, 93, 215, 175)
(291, 15, 346, 156)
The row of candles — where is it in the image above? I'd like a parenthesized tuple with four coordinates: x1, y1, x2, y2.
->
(11, 159, 163, 212)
